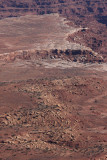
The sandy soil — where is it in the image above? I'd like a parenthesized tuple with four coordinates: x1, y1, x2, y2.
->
(0, 56, 107, 160)
(0, 14, 107, 160)
(0, 14, 95, 54)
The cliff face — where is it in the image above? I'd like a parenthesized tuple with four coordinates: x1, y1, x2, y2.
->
(0, 0, 106, 21)
(0, 49, 104, 64)
(0, 1, 107, 160)
(0, 0, 106, 55)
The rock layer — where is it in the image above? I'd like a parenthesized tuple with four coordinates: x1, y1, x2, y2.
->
(0, 0, 107, 55)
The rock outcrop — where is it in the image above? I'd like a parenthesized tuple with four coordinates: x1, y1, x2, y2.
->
(0, 49, 104, 63)
(0, 0, 107, 56)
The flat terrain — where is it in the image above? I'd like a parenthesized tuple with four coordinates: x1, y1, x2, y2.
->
(0, 0, 107, 55)
(0, 14, 107, 160)
(0, 14, 93, 54)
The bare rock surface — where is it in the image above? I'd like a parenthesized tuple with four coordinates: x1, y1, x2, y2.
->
(0, 0, 107, 55)
(0, 14, 95, 54)
(0, 1, 107, 160)
(0, 70, 107, 160)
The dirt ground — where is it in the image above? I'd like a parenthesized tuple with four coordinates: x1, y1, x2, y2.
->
(0, 56, 107, 160)
(0, 14, 95, 54)
(0, 14, 107, 160)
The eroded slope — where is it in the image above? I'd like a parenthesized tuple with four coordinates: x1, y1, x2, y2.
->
(0, 0, 107, 55)
(0, 74, 107, 160)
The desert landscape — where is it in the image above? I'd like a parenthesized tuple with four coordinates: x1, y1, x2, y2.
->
(0, 0, 107, 160)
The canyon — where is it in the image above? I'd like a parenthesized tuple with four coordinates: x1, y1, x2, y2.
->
(0, 0, 107, 55)
(0, 0, 107, 160)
